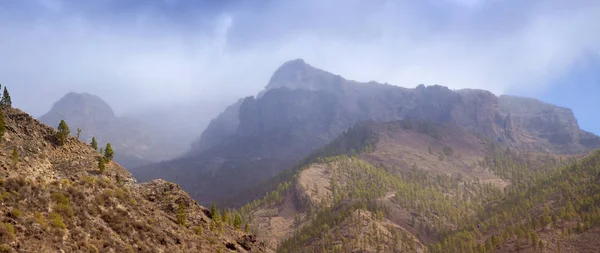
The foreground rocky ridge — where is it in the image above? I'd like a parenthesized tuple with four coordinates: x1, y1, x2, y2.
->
(133, 59, 600, 208)
(0, 107, 265, 252)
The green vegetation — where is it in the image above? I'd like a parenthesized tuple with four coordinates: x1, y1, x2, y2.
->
(11, 148, 17, 166)
(56, 120, 70, 145)
(98, 157, 106, 173)
(90, 137, 98, 151)
(234, 213, 242, 230)
(176, 202, 187, 226)
(225, 122, 378, 208)
(0, 106, 5, 142)
(0, 87, 11, 108)
(76, 128, 82, 139)
(104, 143, 114, 161)
(430, 149, 600, 253)
(49, 213, 66, 230)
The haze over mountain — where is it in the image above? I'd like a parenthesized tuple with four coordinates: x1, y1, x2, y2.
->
(2, 1, 600, 135)
(2, 1, 600, 252)
(134, 59, 600, 208)
(38, 92, 188, 168)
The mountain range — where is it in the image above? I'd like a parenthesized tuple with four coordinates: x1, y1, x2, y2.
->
(3, 58, 600, 252)
(132, 59, 600, 208)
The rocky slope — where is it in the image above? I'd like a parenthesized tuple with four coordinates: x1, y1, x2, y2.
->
(39, 92, 183, 168)
(0, 107, 265, 252)
(134, 59, 600, 208)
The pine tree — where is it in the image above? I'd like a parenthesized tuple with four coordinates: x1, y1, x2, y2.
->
(76, 128, 82, 139)
(57, 120, 70, 145)
(11, 147, 18, 166)
(234, 213, 242, 229)
(176, 202, 187, 226)
(0, 87, 11, 108)
(221, 209, 229, 224)
(98, 157, 106, 173)
(90, 137, 98, 151)
(0, 106, 5, 142)
(211, 202, 218, 221)
(104, 143, 114, 161)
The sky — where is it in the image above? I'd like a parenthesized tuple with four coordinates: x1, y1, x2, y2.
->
(0, 0, 599, 133)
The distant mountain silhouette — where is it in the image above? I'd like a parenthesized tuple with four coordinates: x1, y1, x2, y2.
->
(39, 92, 181, 168)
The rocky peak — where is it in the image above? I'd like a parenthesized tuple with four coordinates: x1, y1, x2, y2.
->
(41, 92, 115, 126)
(262, 58, 343, 95)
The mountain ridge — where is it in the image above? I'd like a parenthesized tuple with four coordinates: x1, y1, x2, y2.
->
(134, 59, 600, 208)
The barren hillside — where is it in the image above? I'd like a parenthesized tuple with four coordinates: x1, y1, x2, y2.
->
(0, 107, 265, 252)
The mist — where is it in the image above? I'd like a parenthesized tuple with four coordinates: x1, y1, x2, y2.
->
(1, 0, 599, 117)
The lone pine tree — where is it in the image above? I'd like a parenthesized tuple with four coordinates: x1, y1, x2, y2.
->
(98, 157, 106, 173)
(0, 86, 11, 108)
(104, 143, 114, 162)
(90, 137, 98, 151)
(57, 120, 70, 145)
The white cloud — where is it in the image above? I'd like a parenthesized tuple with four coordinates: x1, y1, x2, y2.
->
(0, 0, 599, 115)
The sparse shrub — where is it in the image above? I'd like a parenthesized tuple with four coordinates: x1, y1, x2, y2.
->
(56, 120, 70, 145)
(11, 148, 17, 167)
(82, 176, 96, 185)
(114, 188, 128, 201)
(8, 208, 21, 219)
(0, 244, 12, 253)
(60, 178, 71, 187)
(34, 212, 47, 228)
(49, 213, 66, 230)
(0, 223, 15, 243)
(193, 226, 204, 235)
(176, 202, 187, 226)
(51, 192, 74, 217)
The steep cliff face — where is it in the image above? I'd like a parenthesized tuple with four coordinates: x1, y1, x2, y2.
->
(498, 95, 600, 153)
(190, 98, 245, 154)
(39, 92, 181, 168)
(138, 59, 599, 208)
